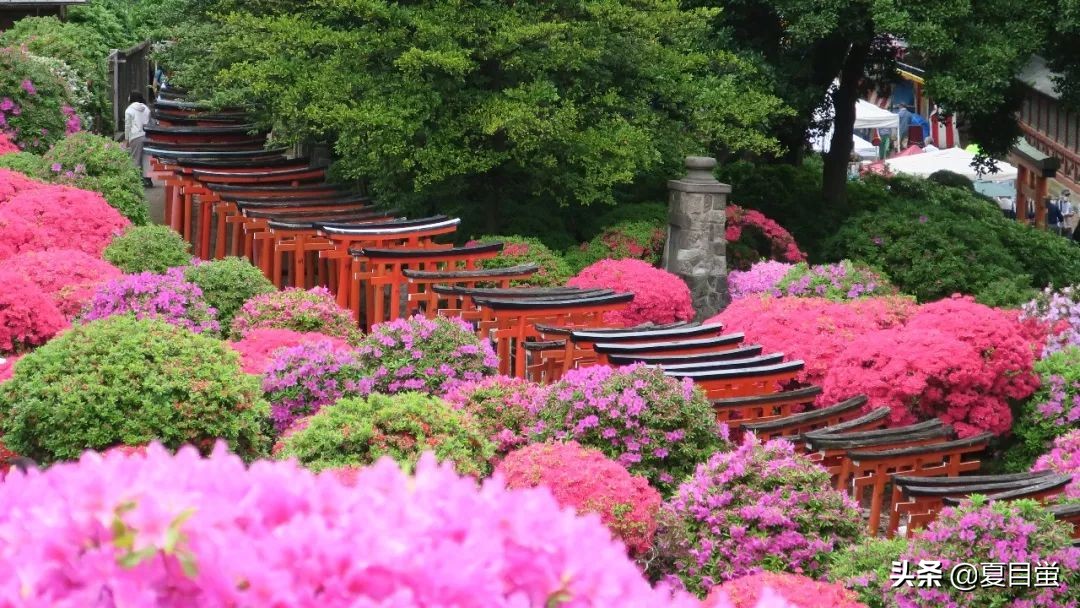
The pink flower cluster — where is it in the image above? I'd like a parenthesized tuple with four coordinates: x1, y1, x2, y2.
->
(4, 250, 122, 319)
(1021, 284, 1080, 356)
(654, 435, 862, 596)
(0, 444, 699, 606)
(0, 268, 68, 354)
(62, 104, 81, 135)
(228, 328, 350, 375)
(262, 340, 371, 432)
(0, 132, 17, 155)
(1032, 430, 1080, 499)
(705, 572, 867, 608)
(443, 375, 550, 458)
(83, 268, 220, 335)
(568, 258, 695, 327)
(357, 315, 498, 395)
(725, 204, 806, 271)
(727, 261, 794, 300)
(776, 261, 894, 300)
(229, 287, 356, 340)
(496, 441, 663, 556)
(0, 354, 21, 383)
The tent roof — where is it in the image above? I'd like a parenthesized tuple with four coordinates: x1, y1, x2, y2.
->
(854, 100, 899, 130)
(884, 147, 1018, 182)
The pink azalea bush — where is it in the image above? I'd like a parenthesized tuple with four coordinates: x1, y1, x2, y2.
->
(357, 315, 498, 395)
(1021, 284, 1080, 356)
(0, 183, 129, 259)
(702, 589, 798, 608)
(229, 287, 357, 340)
(1032, 429, 1080, 500)
(443, 375, 550, 459)
(4, 249, 122, 319)
(706, 572, 868, 608)
(82, 268, 220, 335)
(775, 260, 895, 301)
(0, 269, 68, 354)
(567, 258, 694, 327)
(537, 364, 728, 494)
(894, 497, 1080, 608)
(496, 441, 663, 557)
(0, 132, 17, 155)
(0, 354, 19, 383)
(262, 340, 369, 432)
(0, 167, 42, 202)
(0, 444, 700, 606)
(727, 261, 794, 300)
(725, 204, 806, 270)
(1006, 347, 1080, 471)
(651, 435, 863, 597)
(228, 328, 350, 375)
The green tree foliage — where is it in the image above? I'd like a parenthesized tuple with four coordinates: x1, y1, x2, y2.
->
(160, 0, 787, 232)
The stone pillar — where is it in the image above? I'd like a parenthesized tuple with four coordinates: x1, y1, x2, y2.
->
(664, 156, 730, 320)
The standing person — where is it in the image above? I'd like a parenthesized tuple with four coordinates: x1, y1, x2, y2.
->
(1048, 197, 1065, 234)
(897, 105, 911, 148)
(124, 92, 152, 188)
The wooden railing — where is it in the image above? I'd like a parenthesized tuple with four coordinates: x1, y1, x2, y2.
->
(1019, 121, 1080, 193)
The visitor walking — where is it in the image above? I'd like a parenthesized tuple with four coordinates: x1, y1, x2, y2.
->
(1048, 197, 1065, 234)
(124, 92, 152, 188)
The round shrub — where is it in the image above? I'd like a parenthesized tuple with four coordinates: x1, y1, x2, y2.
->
(0, 268, 68, 354)
(652, 436, 863, 597)
(706, 572, 868, 608)
(1005, 347, 1080, 471)
(0, 316, 269, 463)
(894, 497, 1080, 608)
(1022, 284, 1080, 356)
(262, 340, 368, 433)
(0, 46, 77, 153)
(228, 328, 351, 375)
(443, 375, 550, 459)
(4, 249, 122, 319)
(566, 219, 667, 272)
(728, 261, 795, 300)
(42, 132, 148, 224)
(357, 315, 498, 394)
(466, 235, 573, 287)
(0, 150, 45, 175)
(277, 392, 494, 477)
(82, 268, 220, 335)
(1032, 430, 1080, 500)
(568, 258, 694, 327)
(726, 204, 806, 271)
(0, 166, 44, 201)
(497, 441, 662, 556)
(184, 257, 275, 329)
(775, 260, 896, 300)
(0, 183, 128, 259)
(103, 224, 191, 273)
(927, 169, 975, 190)
(709, 296, 917, 391)
(537, 364, 727, 494)
(0, 445, 699, 606)
(828, 537, 909, 608)
(230, 286, 357, 341)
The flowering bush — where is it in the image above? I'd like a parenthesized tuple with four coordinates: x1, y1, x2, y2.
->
(497, 441, 662, 556)
(0, 166, 43, 201)
(775, 260, 896, 300)
(1032, 430, 1080, 500)
(0, 132, 17, 154)
(702, 589, 798, 608)
(230, 287, 358, 341)
(0, 354, 20, 383)
(4, 249, 122, 319)
(537, 364, 727, 494)
(1006, 347, 1080, 471)
(566, 219, 668, 272)
(0, 182, 128, 259)
(184, 257, 276, 329)
(0, 445, 699, 606)
(357, 315, 498, 394)
(228, 328, 350, 375)
(828, 537, 909, 608)
(0, 268, 68, 354)
(709, 296, 917, 391)
(262, 340, 368, 432)
(651, 435, 863, 597)
(443, 375, 550, 459)
(103, 224, 191, 273)
(894, 497, 1080, 607)
(727, 261, 794, 300)
(707, 572, 868, 608)
(0, 316, 269, 463)
(726, 204, 806, 271)
(1021, 284, 1080, 356)
(568, 258, 694, 327)
(467, 235, 573, 287)
(277, 392, 495, 477)
(0, 46, 78, 152)
(42, 131, 148, 224)
(82, 268, 220, 335)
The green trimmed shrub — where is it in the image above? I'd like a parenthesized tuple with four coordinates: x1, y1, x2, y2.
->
(927, 170, 974, 191)
(276, 392, 494, 476)
(104, 225, 191, 273)
(0, 151, 45, 176)
(0, 316, 270, 463)
(42, 132, 148, 224)
(828, 537, 909, 608)
(466, 235, 572, 287)
(184, 257, 275, 329)
(973, 275, 1039, 308)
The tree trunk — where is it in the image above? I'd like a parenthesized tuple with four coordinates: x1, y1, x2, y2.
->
(822, 42, 871, 206)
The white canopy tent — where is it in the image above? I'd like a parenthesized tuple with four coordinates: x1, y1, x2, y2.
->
(811, 97, 900, 154)
(884, 147, 1018, 182)
(812, 132, 878, 159)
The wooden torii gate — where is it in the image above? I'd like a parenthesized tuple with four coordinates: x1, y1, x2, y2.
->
(1012, 138, 1061, 229)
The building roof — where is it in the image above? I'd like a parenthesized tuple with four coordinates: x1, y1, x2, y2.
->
(1018, 55, 1061, 100)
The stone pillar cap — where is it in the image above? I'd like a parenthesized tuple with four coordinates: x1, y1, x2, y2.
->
(668, 155, 731, 193)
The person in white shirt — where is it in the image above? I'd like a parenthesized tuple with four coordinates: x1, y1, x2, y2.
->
(124, 92, 152, 187)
